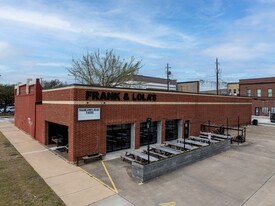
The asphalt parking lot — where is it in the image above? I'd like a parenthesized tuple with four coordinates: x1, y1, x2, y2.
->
(84, 125, 275, 206)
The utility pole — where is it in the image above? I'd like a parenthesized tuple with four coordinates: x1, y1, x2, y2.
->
(216, 58, 219, 95)
(166, 63, 171, 91)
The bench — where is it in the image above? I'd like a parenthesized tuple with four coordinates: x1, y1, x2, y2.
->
(199, 134, 222, 142)
(76, 153, 102, 165)
(190, 136, 219, 143)
(51, 133, 64, 147)
(200, 132, 229, 140)
(150, 144, 182, 155)
(177, 138, 208, 147)
(121, 155, 136, 162)
(123, 149, 159, 163)
(166, 142, 198, 151)
(143, 150, 168, 159)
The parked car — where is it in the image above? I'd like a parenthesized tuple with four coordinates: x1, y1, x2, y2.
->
(0, 106, 15, 113)
(271, 113, 275, 123)
(6, 106, 15, 113)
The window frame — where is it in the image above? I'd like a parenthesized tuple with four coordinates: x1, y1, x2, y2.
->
(246, 89, 251, 97)
(268, 88, 272, 97)
(256, 88, 261, 97)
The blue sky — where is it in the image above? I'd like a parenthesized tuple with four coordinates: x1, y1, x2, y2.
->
(1, 0, 275, 88)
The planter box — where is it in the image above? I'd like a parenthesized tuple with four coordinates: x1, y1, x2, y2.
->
(132, 139, 231, 182)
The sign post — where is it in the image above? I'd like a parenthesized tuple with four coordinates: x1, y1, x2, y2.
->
(184, 120, 190, 150)
(146, 118, 152, 164)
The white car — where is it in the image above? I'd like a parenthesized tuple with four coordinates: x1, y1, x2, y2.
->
(0, 106, 15, 113)
(6, 106, 15, 113)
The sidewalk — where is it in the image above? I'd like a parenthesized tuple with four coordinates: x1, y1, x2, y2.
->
(0, 120, 126, 206)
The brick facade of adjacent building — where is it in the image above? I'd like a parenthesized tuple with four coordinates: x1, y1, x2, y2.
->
(14, 79, 42, 138)
(15, 80, 252, 162)
(239, 77, 275, 116)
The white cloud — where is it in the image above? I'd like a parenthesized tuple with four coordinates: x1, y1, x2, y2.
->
(202, 42, 271, 61)
(195, 0, 225, 20)
(0, 7, 80, 32)
(0, 6, 197, 49)
(0, 41, 10, 54)
(0, 41, 24, 60)
(36, 62, 69, 67)
(258, 0, 275, 3)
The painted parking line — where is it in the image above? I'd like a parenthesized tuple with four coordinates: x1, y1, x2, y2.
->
(159, 202, 176, 206)
(101, 160, 118, 193)
(78, 166, 118, 194)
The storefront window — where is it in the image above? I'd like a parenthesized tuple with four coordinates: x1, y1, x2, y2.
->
(106, 124, 131, 152)
(262, 107, 269, 115)
(140, 121, 158, 146)
(165, 120, 179, 141)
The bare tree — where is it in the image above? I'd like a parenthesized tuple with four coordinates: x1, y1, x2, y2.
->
(42, 79, 63, 89)
(68, 50, 142, 87)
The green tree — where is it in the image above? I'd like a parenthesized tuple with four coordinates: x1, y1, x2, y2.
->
(68, 49, 142, 87)
(42, 79, 63, 89)
(0, 85, 14, 113)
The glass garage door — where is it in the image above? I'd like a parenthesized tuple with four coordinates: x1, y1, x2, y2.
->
(165, 120, 178, 141)
(140, 121, 158, 146)
(106, 124, 131, 153)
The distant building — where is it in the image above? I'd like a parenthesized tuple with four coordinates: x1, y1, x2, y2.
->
(177, 81, 199, 93)
(227, 83, 239, 96)
(200, 89, 228, 95)
(239, 77, 275, 116)
(126, 75, 177, 91)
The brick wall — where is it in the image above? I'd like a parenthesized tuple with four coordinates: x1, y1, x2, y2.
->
(42, 86, 252, 161)
(35, 104, 44, 143)
(15, 79, 42, 138)
(240, 77, 275, 115)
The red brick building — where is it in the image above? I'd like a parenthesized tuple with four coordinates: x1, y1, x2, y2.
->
(239, 77, 275, 116)
(15, 79, 252, 162)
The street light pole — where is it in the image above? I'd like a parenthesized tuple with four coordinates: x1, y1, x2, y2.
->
(146, 118, 152, 164)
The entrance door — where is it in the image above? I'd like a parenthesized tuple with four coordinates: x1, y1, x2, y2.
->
(255, 107, 260, 116)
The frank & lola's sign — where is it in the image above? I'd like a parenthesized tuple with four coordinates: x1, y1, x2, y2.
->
(86, 91, 157, 101)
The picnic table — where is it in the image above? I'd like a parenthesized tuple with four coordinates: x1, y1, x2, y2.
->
(51, 136, 63, 147)
(143, 149, 168, 159)
(177, 138, 208, 147)
(121, 149, 159, 163)
(189, 136, 219, 143)
(150, 144, 182, 155)
(200, 132, 229, 140)
(166, 142, 198, 151)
